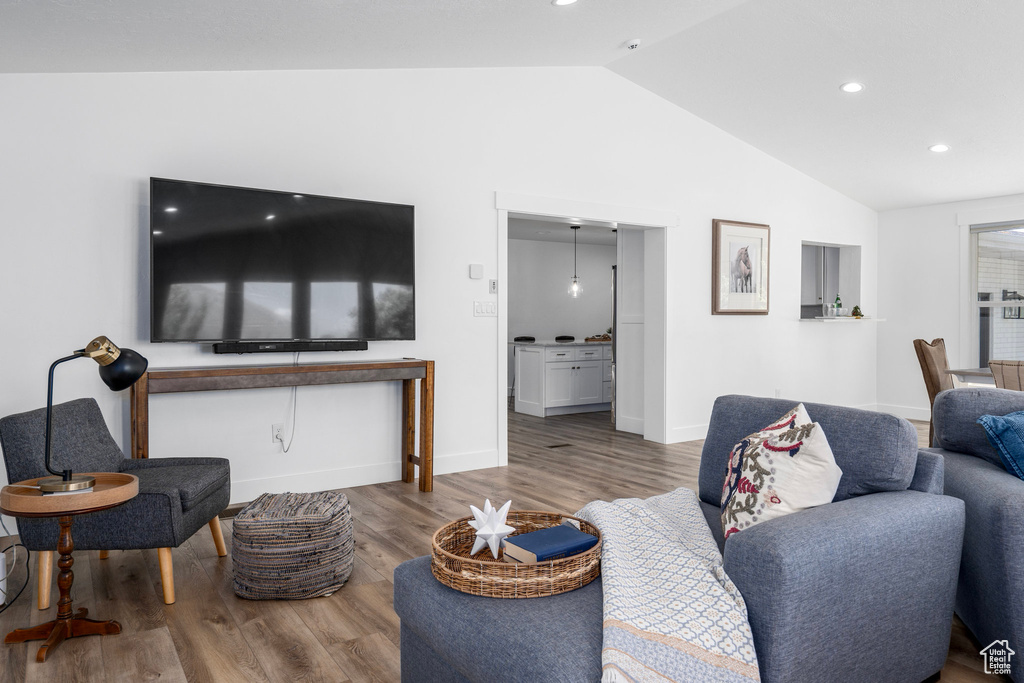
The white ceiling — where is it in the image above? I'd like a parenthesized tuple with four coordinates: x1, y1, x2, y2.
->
(509, 217, 618, 246)
(609, 0, 1024, 211)
(3, 0, 1022, 211)
(0, 0, 743, 72)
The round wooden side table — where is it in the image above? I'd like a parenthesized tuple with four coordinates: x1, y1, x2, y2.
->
(0, 472, 138, 662)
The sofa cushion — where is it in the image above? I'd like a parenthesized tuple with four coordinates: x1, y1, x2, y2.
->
(699, 395, 917, 507)
(933, 388, 1024, 468)
(120, 462, 230, 512)
(721, 404, 842, 539)
(977, 411, 1024, 480)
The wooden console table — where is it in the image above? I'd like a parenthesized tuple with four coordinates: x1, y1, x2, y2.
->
(129, 359, 435, 492)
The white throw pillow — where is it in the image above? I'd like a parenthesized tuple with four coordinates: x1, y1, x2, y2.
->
(721, 403, 843, 540)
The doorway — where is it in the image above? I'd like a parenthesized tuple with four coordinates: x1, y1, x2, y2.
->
(495, 192, 675, 467)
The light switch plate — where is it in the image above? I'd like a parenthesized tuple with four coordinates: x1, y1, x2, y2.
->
(489, 279, 498, 294)
(473, 301, 497, 317)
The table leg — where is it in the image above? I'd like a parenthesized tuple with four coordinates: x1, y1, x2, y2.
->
(419, 361, 434, 492)
(130, 373, 150, 459)
(3, 515, 122, 662)
(402, 379, 415, 484)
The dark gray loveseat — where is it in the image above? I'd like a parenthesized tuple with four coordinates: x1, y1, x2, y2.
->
(394, 395, 966, 683)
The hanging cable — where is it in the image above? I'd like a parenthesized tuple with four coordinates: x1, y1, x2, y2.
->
(0, 515, 30, 615)
(281, 352, 299, 453)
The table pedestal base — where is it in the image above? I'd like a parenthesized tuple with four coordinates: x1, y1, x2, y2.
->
(2, 514, 123, 662)
(4, 607, 121, 662)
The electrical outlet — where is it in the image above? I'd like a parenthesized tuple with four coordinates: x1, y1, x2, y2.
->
(489, 279, 498, 294)
(272, 423, 285, 443)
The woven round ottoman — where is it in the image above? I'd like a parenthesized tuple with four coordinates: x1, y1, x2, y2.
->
(232, 491, 354, 600)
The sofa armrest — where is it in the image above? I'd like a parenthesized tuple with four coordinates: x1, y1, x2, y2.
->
(910, 449, 944, 494)
(723, 491, 964, 683)
(942, 450, 1024, 651)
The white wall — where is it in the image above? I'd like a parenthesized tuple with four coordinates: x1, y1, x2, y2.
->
(877, 192, 1024, 419)
(0, 66, 879, 504)
(508, 239, 615, 342)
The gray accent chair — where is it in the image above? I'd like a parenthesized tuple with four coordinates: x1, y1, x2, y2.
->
(393, 395, 965, 683)
(0, 398, 230, 607)
(924, 387, 1024, 682)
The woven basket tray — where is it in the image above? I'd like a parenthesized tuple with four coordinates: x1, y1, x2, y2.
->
(431, 510, 601, 598)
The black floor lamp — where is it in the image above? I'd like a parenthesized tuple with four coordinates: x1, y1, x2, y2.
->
(39, 336, 148, 493)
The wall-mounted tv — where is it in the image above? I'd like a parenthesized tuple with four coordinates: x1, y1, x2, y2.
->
(150, 178, 415, 347)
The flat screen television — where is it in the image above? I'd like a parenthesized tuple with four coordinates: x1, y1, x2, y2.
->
(150, 178, 415, 346)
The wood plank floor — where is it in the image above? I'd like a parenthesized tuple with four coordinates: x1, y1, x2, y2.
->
(0, 410, 1005, 681)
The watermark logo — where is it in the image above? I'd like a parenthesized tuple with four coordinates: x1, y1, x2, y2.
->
(981, 640, 1015, 676)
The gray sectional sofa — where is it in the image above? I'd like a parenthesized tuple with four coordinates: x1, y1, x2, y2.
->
(925, 387, 1024, 683)
(394, 395, 966, 683)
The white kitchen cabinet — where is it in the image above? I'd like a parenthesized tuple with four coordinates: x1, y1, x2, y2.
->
(514, 342, 612, 417)
(544, 362, 577, 407)
(575, 361, 604, 403)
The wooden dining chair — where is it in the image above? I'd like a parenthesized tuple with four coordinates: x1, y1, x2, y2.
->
(913, 338, 954, 446)
(988, 360, 1024, 390)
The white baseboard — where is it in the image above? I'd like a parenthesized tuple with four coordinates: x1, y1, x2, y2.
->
(666, 424, 709, 444)
(873, 403, 931, 421)
(228, 449, 501, 505)
(433, 449, 500, 475)
(230, 462, 401, 504)
(615, 415, 644, 435)
(544, 403, 611, 417)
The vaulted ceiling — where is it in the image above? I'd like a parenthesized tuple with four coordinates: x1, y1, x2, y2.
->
(4, 0, 1021, 211)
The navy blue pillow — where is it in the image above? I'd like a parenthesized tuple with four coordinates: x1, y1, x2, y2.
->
(977, 411, 1024, 480)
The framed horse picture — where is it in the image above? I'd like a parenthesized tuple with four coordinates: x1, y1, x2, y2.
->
(712, 219, 770, 315)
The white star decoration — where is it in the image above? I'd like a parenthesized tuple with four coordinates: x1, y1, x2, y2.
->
(467, 499, 514, 559)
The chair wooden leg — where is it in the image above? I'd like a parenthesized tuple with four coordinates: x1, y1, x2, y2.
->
(208, 518, 227, 557)
(36, 551, 52, 610)
(157, 547, 175, 605)
(98, 550, 109, 560)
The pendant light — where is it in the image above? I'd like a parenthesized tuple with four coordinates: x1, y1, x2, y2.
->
(568, 225, 582, 298)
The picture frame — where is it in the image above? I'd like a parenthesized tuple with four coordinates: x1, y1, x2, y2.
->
(712, 219, 770, 315)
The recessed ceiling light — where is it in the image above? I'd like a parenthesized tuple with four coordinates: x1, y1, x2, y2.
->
(164, 207, 178, 213)
(840, 82, 864, 93)
(929, 144, 950, 153)
(266, 214, 276, 220)
(152, 230, 163, 235)
(293, 194, 303, 198)
(551, 0, 577, 5)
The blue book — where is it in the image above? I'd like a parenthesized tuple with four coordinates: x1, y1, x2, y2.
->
(502, 524, 598, 563)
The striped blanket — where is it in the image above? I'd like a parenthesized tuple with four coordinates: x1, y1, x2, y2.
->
(576, 488, 760, 683)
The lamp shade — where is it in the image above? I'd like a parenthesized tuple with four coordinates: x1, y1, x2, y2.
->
(97, 347, 148, 391)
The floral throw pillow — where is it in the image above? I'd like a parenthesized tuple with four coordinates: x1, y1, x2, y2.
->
(721, 404, 843, 540)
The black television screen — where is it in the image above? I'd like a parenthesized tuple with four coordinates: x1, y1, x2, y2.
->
(150, 178, 414, 343)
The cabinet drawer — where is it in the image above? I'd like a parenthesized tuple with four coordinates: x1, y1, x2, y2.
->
(603, 344, 613, 360)
(603, 360, 612, 381)
(545, 347, 576, 362)
(576, 346, 603, 361)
